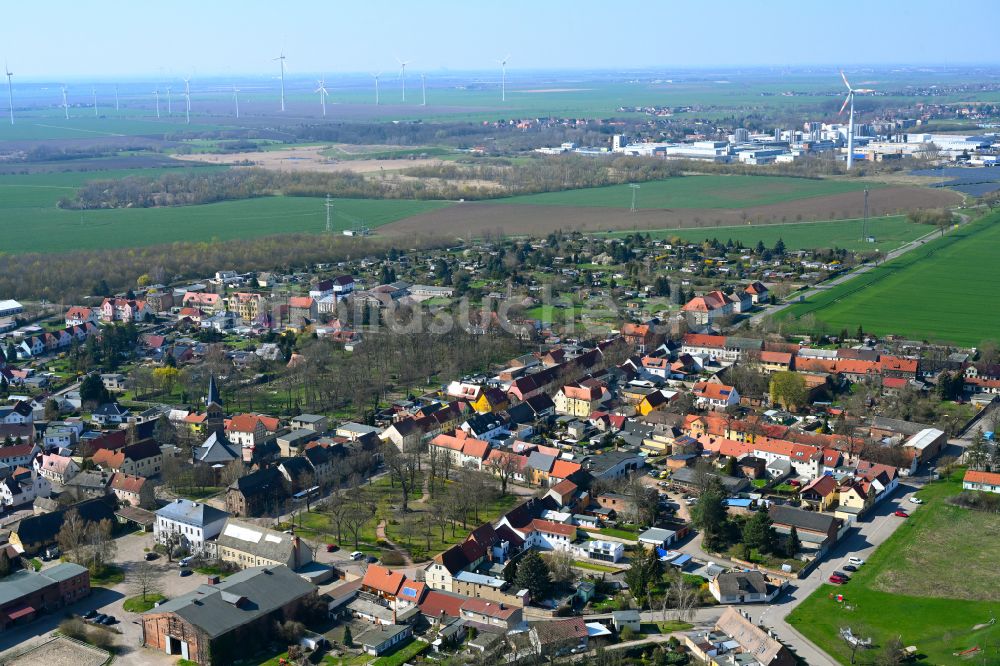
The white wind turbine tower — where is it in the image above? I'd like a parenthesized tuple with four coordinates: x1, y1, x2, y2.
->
(114, 84, 120, 114)
(183, 78, 191, 124)
(166, 86, 172, 115)
(315, 78, 329, 116)
(153, 88, 160, 119)
(4, 62, 13, 125)
(420, 73, 426, 106)
(60, 85, 69, 119)
(396, 58, 408, 102)
(92, 87, 98, 117)
(498, 54, 510, 103)
(232, 85, 240, 119)
(838, 71, 874, 171)
(274, 50, 287, 111)
(371, 72, 381, 105)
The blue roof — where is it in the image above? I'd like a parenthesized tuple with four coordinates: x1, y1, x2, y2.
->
(725, 498, 753, 508)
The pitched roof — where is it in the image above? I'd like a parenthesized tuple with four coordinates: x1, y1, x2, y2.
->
(361, 564, 406, 596)
(964, 469, 1000, 485)
(110, 472, 147, 495)
(683, 333, 727, 348)
(549, 460, 582, 480)
(715, 607, 788, 664)
(156, 498, 229, 527)
(145, 565, 315, 639)
(532, 617, 588, 644)
(419, 589, 467, 620)
(693, 382, 736, 401)
(800, 475, 837, 497)
(529, 519, 576, 538)
(714, 570, 769, 597)
(768, 504, 838, 533)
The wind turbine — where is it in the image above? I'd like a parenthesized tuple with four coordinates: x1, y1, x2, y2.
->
(371, 72, 381, 105)
(153, 88, 160, 119)
(166, 86, 172, 115)
(274, 50, 287, 111)
(92, 87, 98, 117)
(838, 71, 874, 171)
(183, 77, 191, 124)
(498, 54, 510, 103)
(60, 85, 69, 119)
(396, 58, 408, 102)
(420, 73, 426, 106)
(4, 62, 13, 125)
(315, 78, 329, 116)
(114, 84, 120, 114)
(232, 85, 240, 119)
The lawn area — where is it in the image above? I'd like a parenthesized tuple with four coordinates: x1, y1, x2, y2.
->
(569, 559, 619, 573)
(0, 168, 452, 254)
(372, 639, 429, 666)
(779, 210, 1000, 346)
(656, 620, 695, 633)
(498, 175, 874, 210)
(89, 564, 125, 586)
(123, 593, 167, 613)
(604, 214, 930, 253)
(787, 469, 1000, 665)
(595, 526, 640, 541)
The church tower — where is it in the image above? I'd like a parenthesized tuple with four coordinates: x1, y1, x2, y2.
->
(205, 375, 224, 437)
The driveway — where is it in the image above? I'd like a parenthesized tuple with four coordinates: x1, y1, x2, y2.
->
(744, 483, 921, 665)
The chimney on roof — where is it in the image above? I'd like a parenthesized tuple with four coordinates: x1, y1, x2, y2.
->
(207, 575, 220, 585)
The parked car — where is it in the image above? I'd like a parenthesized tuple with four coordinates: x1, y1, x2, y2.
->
(833, 571, 851, 580)
(102, 615, 117, 625)
(350, 551, 364, 561)
(894, 510, 909, 518)
(179, 568, 192, 577)
(366, 555, 378, 564)
(83, 609, 98, 619)
(828, 575, 847, 585)
(909, 497, 923, 504)
(842, 564, 858, 572)
(326, 544, 339, 553)
(93, 614, 107, 624)
(178, 556, 194, 566)
(848, 557, 865, 566)
(144, 552, 159, 561)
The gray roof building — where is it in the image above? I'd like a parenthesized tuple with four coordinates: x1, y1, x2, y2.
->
(145, 565, 315, 639)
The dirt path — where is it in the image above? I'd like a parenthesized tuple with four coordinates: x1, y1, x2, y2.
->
(376, 519, 414, 567)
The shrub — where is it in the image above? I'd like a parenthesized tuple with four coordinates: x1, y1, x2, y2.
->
(620, 626, 637, 641)
(381, 550, 405, 566)
(59, 617, 87, 640)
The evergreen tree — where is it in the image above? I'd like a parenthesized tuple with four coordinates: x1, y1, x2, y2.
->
(691, 478, 729, 551)
(785, 526, 801, 558)
(742, 509, 776, 554)
(624, 545, 661, 601)
(342, 624, 353, 647)
(513, 549, 551, 600)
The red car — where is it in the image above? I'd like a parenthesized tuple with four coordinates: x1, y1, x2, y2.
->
(326, 544, 339, 553)
(894, 510, 909, 518)
(828, 574, 847, 585)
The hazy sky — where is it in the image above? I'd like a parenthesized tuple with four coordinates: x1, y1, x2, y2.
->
(6, 0, 1000, 79)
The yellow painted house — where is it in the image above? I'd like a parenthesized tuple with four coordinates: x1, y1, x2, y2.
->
(637, 389, 677, 416)
(471, 387, 509, 414)
(835, 480, 874, 519)
(553, 384, 604, 418)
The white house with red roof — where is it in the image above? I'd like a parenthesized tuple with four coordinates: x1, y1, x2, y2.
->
(65, 306, 98, 327)
(682, 290, 735, 325)
(692, 382, 740, 411)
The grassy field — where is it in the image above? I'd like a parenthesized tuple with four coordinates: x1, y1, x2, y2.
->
(787, 470, 1000, 665)
(498, 175, 875, 210)
(778, 211, 1000, 346)
(0, 169, 452, 254)
(604, 214, 930, 252)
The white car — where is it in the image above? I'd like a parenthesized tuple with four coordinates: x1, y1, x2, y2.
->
(848, 557, 865, 566)
(350, 551, 364, 561)
(908, 497, 923, 504)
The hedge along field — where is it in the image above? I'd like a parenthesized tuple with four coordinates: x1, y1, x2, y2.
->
(778, 210, 1000, 346)
(0, 168, 452, 254)
(601, 214, 931, 253)
(496, 175, 877, 209)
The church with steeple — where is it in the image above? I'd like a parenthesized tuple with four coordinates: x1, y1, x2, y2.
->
(193, 375, 240, 467)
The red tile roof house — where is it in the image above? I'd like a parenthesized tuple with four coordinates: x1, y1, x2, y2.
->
(692, 382, 740, 410)
(526, 617, 589, 657)
(682, 290, 734, 325)
(963, 469, 1000, 494)
(516, 519, 577, 553)
(110, 471, 155, 508)
(459, 597, 523, 631)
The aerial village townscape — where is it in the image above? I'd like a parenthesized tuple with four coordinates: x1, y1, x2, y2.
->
(1, 3, 1000, 666)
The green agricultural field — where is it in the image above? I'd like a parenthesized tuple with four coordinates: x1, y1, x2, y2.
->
(603, 215, 931, 252)
(778, 211, 1000, 346)
(0, 169, 451, 254)
(787, 470, 1000, 665)
(498, 175, 874, 210)
(0, 113, 235, 141)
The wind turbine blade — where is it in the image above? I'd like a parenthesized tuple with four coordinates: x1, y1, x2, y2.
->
(841, 70, 851, 91)
(838, 93, 851, 116)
